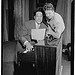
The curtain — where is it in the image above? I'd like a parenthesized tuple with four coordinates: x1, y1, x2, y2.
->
(29, 0, 36, 20)
(24, 0, 29, 21)
(14, 0, 29, 40)
(3, 0, 8, 42)
(56, 0, 71, 45)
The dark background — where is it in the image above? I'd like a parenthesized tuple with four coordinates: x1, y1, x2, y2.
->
(2, 0, 58, 41)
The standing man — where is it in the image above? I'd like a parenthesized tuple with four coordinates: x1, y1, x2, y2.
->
(43, 3, 65, 75)
(17, 8, 47, 52)
(43, 3, 65, 39)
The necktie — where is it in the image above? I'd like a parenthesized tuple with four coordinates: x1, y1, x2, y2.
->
(36, 24, 40, 29)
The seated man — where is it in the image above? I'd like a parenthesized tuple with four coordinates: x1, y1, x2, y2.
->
(17, 8, 47, 53)
(43, 3, 65, 39)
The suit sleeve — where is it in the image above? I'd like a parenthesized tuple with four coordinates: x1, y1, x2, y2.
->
(18, 22, 31, 45)
(56, 17, 65, 38)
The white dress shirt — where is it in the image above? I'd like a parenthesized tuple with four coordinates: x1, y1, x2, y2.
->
(35, 22, 40, 29)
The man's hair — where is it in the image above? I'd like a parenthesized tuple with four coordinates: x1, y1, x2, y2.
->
(43, 3, 54, 11)
(34, 8, 43, 16)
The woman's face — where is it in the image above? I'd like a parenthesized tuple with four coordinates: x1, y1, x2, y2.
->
(45, 10, 54, 19)
(34, 11, 43, 24)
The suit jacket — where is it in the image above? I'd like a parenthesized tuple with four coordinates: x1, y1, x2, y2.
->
(17, 20, 47, 52)
(19, 20, 47, 43)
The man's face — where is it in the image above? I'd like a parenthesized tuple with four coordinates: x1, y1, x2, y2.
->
(45, 10, 54, 19)
(34, 11, 43, 24)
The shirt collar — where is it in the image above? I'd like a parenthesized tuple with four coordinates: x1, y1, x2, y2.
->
(35, 21, 41, 29)
(35, 21, 41, 25)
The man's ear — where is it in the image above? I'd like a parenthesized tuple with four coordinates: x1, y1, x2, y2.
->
(34, 16, 35, 19)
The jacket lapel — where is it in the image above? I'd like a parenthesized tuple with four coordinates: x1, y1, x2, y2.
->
(32, 20, 36, 29)
(39, 23, 45, 29)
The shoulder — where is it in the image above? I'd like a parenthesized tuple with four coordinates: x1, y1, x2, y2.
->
(25, 20, 35, 27)
(25, 20, 34, 24)
(41, 22, 47, 28)
(54, 12, 63, 20)
(54, 12, 65, 29)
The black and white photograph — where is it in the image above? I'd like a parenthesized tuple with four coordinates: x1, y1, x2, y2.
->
(2, 0, 73, 75)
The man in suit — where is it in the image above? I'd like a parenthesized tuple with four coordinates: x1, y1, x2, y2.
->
(17, 9, 47, 52)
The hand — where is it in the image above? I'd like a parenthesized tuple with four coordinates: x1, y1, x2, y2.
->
(46, 26, 52, 36)
(46, 26, 59, 39)
(25, 42, 33, 52)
